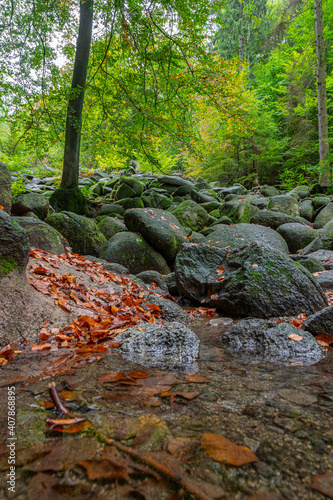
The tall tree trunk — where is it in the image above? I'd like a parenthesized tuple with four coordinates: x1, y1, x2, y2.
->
(314, 0, 330, 186)
(61, 0, 94, 189)
(238, 1, 243, 60)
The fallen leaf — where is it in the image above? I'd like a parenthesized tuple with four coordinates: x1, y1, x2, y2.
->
(288, 334, 303, 341)
(310, 470, 333, 498)
(170, 391, 200, 404)
(185, 373, 211, 383)
(200, 433, 258, 466)
(45, 418, 92, 433)
(210, 294, 218, 300)
(217, 266, 225, 275)
(252, 264, 258, 267)
(98, 371, 125, 383)
(79, 459, 130, 480)
(128, 370, 148, 379)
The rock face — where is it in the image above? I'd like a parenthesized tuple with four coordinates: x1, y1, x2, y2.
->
(221, 319, 325, 364)
(170, 200, 209, 232)
(97, 217, 127, 240)
(15, 217, 67, 254)
(250, 210, 302, 230)
(175, 242, 328, 318)
(100, 232, 170, 275)
(0, 162, 12, 214)
(276, 223, 318, 253)
(12, 193, 49, 219)
(124, 208, 188, 263)
(206, 223, 288, 255)
(45, 212, 107, 256)
(0, 209, 30, 278)
(313, 202, 333, 228)
(117, 322, 200, 369)
(304, 306, 333, 335)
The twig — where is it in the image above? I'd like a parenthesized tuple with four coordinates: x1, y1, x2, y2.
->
(48, 381, 75, 417)
(97, 432, 212, 500)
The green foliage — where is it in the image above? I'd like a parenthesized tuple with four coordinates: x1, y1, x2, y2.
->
(11, 179, 26, 195)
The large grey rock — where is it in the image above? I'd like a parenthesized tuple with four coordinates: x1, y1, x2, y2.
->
(14, 217, 67, 254)
(12, 192, 49, 220)
(313, 270, 333, 290)
(45, 211, 107, 256)
(313, 202, 333, 228)
(159, 176, 194, 188)
(170, 200, 208, 232)
(268, 195, 300, 217)
(306, 250, 333, 269)
(221, 319, 325, 364)
(276, 223, 318, 253)
(114, 176, 144, 200)
(0, 162, 11, 214)
(100, 231, 170, 275)
(124, 208, 188, 263)
(117, 322, 199, 369)
(136, 271, 168, 292)
(0, 209, 30, 278)
(206, 223, 288, 255)
(304, 306, 333, 335)
(175, 242, 328, 318)
(260, 185, 280, 197)
(99, 204, 124, 217)
(219, 185, 247, 197)
(250, 210, 303, 230)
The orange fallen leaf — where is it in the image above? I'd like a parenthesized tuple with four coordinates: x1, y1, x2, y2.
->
(128, 370, 148, 379)
(252, 264, 258, 267)
(210, 294, 218, 300)
(185, 373, 211, 383)
(201, 433, 258, 466)
(98, 371, 125, 383)
(45, 418, 92, 433)
(217, 266, 225, 275)
(288, 334, 303, 341)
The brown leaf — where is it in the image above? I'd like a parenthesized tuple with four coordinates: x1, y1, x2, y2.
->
(45, 418, 92, 433)
(217, 266, 225, 275)
(79, 459, 130, 480)
(128, 370, 148, 379)
(170, 392, 200, 404)
(31, 342, 52, 351)
(98, 371, 125, 383)
(185, 373, 211, 384)
(210, 294, 218, 300)
(310, 470, 333, 498)
(201, 432, 258, 466)
(288, 333, 303, 341)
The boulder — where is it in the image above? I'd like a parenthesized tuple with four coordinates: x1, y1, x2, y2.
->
(12, 192, 49, 220)
(304, 306, 333, 335)
(175, 242, 327, 318)
(45, 212, 107, 256)
(313, 270, 333, 290)
(250, 210, 302, 230)
(188, 231, 207, 244)
(99, 204, 124, 217)
(97, 217, 127, 240)
(305, 250, 333, 269)
(313, 202, 333, 228)
(220, 201, 259, 223)
(0, 209, 30, 278)
(289, 255, 325, 273)
(124, 208, 188, 263)
(145, 295, 192, 324)
(300, 199, 314, 222)
(136, 271, 168, 292)
(14, 217, 67, 254)
(114, 176, 144, 200)
(206, 223, 288, 255)
(276, 223, 318, 253)
(0, 162, 11, 213)
(170, 200, 209, 232)
(117, 322, 199, 369)
(221, 319, 325, 364)
(260, 185, 280, 197)
(219, 185, 247, 197)
(165, 272, 178, 295)
(100, 231, 170, 275)
(312, 196, 331, 210)
(268, 195, 300, 217)
(159, 175, 194, 188)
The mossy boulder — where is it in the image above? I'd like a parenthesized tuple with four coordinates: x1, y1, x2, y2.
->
(114, 176, 144, 200)
(100, 232, 170, 274)
(276, 223, 319, 253)
(124, 207, 188, 263)
(206, 223, 288, 254)
(220, 201, 259, 223)
(0, 209, 30, 278)
(119, 197, 145, 210)
(159, 175, 194, 188)
(300, 199, 314, 222)
(250, 210, 303, 230)
(313, 202, 333, 228)
(0, 162, 11, 214)
(45, 211, 107, 256)
(97, 216, 128, 240)
(12, 192, 50, 220)
(260, 185, 280, 197)
(268, 195, 300, 217)
(14, 217, 67, 254)
(170, 200, 209, 232)
(304, 306, 333, 335)
(175, 241, 328, 318)
(99, 204, 124, 217)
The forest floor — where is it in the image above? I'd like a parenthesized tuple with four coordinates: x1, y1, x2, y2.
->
(0, 254, 333, 500)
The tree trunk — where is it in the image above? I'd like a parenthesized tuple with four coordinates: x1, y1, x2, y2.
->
(238, 1, 243, 60)
(61, 0, 94, 189)
(314, 0, 330, 186)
